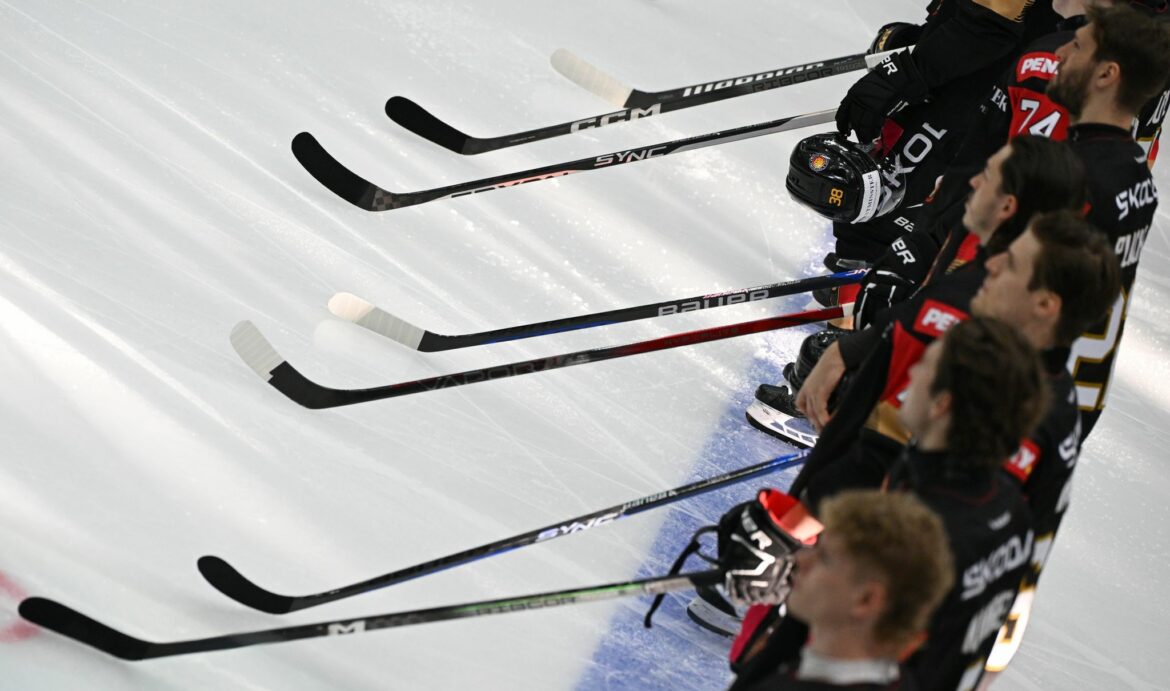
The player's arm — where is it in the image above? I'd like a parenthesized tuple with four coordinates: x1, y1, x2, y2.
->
(837, 0, 1023, 144)
(914, 0, 1026, 87)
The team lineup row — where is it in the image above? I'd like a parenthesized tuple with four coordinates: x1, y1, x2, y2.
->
(718, 1, 1169, 689)
(12, 1, 1170, 690)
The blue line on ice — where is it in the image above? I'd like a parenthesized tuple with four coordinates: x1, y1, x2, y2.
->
(573, 338, 809, 691)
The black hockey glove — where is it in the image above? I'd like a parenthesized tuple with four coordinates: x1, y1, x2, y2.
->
(717, 489, 817, 607)
(868, 21, 922, 55)
(854, 230, 940, 330)
(836, 50, 929, 144)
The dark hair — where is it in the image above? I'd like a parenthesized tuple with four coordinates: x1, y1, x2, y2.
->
(819, 491, 954, 649)
(930, 318, 1049, 470)
(1087, 4, 1170, 113)
(986, 136, 1088, 254)
(1028, 210, 1123, 345)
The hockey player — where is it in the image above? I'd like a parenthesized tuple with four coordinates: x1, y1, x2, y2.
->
(723, 318, 1046, 691)
(969, 213, 1126, 685)
(705, 207, 1121, 652)
(919, 0, 1169, 236)
(830, 0, 1060, 265)
(857, 4, 1170, 439)
(789, 205, 1118, 508)
(829, 1, 1168, 333)
(717, 490, 954, 691)
(720, 214, 1120, 686)
(840, 0, 1167, 329)
(1038, 5, 1169, 436)
(748, 135, 1085, 455)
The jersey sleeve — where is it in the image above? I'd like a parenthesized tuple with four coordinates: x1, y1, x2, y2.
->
(912, 0, 1024, 89)
(1135, 78, 1170, 168)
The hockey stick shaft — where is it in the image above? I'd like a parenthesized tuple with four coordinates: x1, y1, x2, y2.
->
(555, 48, 895, 108)
(198, 450, 807, 613)
(231, 305, 844, 409)
(334, 269, 867, 352)
(19, 570, 722, 660)
(391, 51, 888, 154)
(292, 108, 835, 211)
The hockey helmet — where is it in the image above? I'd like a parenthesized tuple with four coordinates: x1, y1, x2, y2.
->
(783, 329, 846, 394)
(786, 132, 905, 224)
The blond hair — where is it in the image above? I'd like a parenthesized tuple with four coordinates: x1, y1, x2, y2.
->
(819, 491, 954, 646)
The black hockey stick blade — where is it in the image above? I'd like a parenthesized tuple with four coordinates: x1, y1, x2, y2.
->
(385, 96, 477, 155)
(20, 597, 153, 660)
(198, 450, 808, 614)
(21, 570, 723, 659)
(196, 557, 297, 614)
(328, 269, 867, 352)
(230, 305, 844, 409)
(294, 108, 834, 212)
(290, 131, 380, 208)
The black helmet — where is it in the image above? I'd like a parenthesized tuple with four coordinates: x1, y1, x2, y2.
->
(783, 329, 846, 393)
(786, 132, 905, 224)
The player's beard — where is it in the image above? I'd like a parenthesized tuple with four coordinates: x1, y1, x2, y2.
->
(1047, 61, 1093, 120)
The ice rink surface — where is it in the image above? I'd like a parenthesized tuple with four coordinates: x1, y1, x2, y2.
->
(1, 0, 1167, 688)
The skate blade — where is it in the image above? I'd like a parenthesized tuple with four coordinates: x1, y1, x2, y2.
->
(685, 596, 742, 638)
(745, 399, 820, 448)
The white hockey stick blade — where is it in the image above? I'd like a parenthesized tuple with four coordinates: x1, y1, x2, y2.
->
(230, 321, 284, 380)
(550, 48, 634, 107)
(328, 292, 426, 351)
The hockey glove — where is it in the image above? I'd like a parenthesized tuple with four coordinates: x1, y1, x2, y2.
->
(717, 490, 818, 607)
(868, 21, 922, 55)
(836, 50, 929, 144)
(854, 231, 940, 330)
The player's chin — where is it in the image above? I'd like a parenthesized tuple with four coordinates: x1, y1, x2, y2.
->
(970, 289, 987, 316)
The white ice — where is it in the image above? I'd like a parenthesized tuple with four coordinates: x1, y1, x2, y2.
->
(1, 0, 1167, 689)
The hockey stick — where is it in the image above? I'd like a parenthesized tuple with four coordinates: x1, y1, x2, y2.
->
(292, 108, 834, 212)
(230, 305, 845, 409)
(551, 48, 898, 108)
(328, 269, 866, 352)
(19, 570, 722, 660)
(387, 50, 891, 154)
(198, 450, 807, 614)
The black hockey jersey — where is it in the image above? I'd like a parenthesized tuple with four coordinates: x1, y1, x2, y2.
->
(790, 257, 985, 503)
(913, 19, 1081, 247)
(1063, 124, 1159, 437)
(917, 14, 1167, 247)
(888, 450, 1034, 691)
(732, 449, 1033, 691)
(983, 348, 1081, 673)
(1003, 348, 1079, 586)
(898, 121, 1156, 441)
(832, 0, 1042, 261)
(1133, 7, 1170, 168)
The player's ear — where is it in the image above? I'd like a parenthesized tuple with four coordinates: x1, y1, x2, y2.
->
(929, 389, 953, 422)
(852, 579, 888, 621)
(1096, 60, 1122, 91)
(1036, 290, 1062, 328)
(995, 195, 1018, 227)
